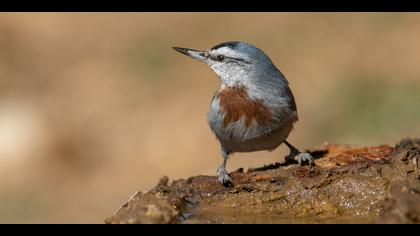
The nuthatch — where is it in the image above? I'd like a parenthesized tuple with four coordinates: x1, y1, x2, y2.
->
(173, 41, 313, 186)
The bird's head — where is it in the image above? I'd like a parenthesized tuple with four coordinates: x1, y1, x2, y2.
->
(173, 41, 282, 87)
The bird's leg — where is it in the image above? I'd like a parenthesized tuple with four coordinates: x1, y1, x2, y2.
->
(217, 148, 233, 187)
(284, 140, 314, 166)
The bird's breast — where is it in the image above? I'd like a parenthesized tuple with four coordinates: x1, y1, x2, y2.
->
(214, 85, 272, 128)
(207, 85, 283, 142)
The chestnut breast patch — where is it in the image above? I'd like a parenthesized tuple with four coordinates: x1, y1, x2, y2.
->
(216, 86, 272, 128)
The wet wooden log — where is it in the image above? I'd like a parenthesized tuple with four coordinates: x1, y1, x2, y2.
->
(105, 138, 420, 224)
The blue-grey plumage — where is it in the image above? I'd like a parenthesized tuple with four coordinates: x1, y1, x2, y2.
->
(173, 42, 314, 186)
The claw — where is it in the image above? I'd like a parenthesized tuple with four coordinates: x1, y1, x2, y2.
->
(295, 153, 314, 166)
(217, 165, 233, 187)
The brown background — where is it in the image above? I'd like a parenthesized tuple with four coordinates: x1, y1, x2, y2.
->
(0, 13, 419, 223)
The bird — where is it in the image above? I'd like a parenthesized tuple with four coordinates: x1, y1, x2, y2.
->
(172, 41, 314, 186)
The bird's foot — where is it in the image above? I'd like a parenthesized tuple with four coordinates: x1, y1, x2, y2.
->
(285, 151, 314, 166)
(294, 152, 314, 166)
(217, 165, 233, 187)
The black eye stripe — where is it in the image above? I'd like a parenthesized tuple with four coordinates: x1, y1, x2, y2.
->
(210, 55, 250, 64)
(231, 57, 251, 64)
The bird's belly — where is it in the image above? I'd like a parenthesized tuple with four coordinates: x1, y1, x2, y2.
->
(223, 123, 293, 153)
(210, 120, 294, 153)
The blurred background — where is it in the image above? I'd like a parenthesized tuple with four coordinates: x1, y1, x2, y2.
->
(0, 13, 419, 223)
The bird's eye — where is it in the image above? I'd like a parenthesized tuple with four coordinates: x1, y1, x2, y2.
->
(216, 55, 225, 62)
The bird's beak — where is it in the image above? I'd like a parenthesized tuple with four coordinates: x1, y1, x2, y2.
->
(172, 47, 207, 62)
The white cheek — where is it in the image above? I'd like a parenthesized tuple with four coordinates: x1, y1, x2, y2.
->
(210, 63, 227, 77)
